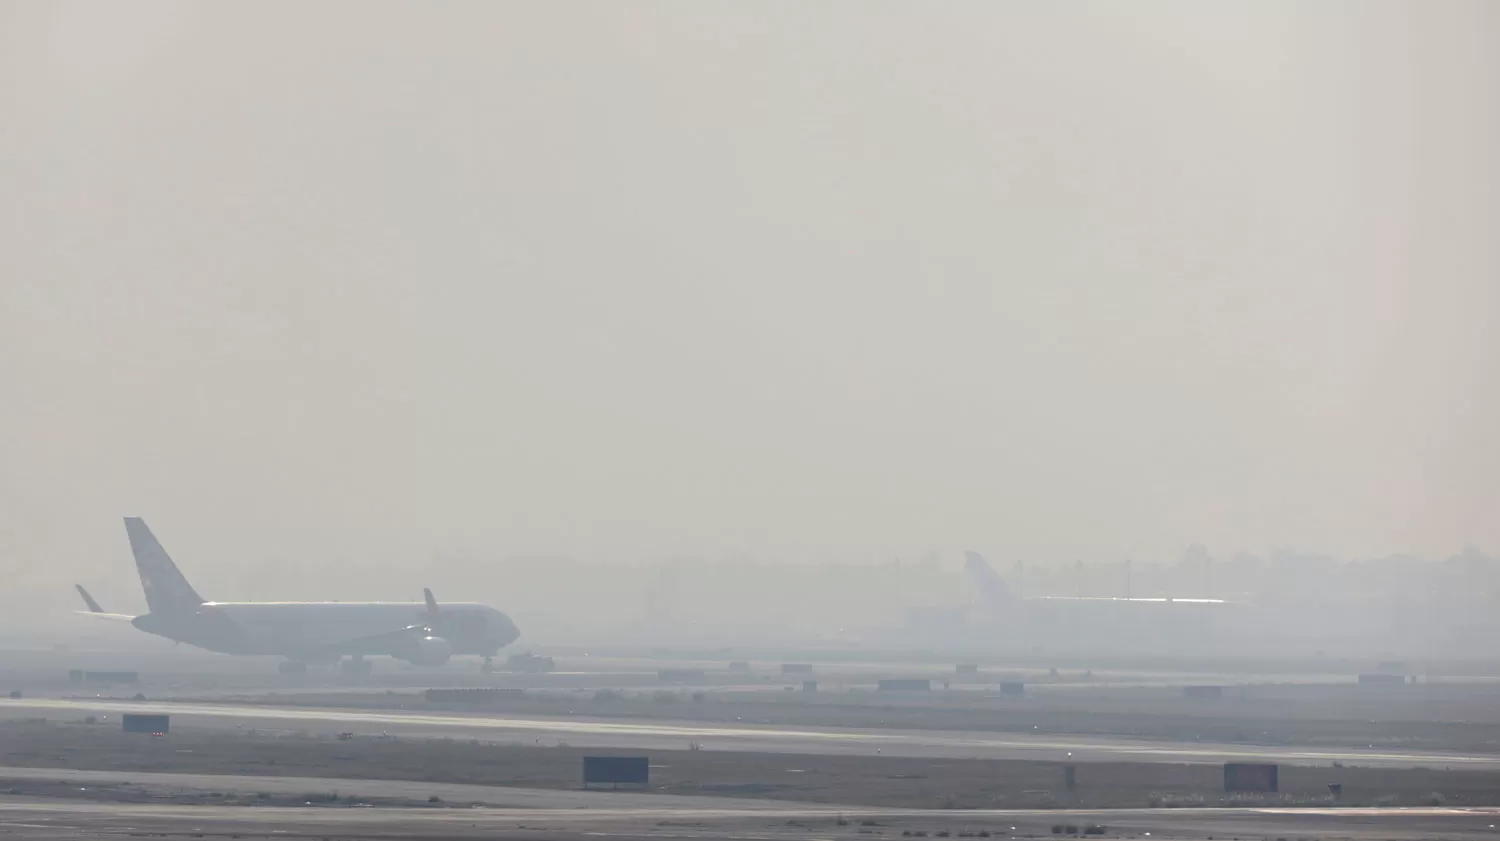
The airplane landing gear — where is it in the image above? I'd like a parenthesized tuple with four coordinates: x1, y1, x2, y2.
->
(340, 656, 373, 676)
(277, 661, 308, 675)
(481, 655, 495, 675)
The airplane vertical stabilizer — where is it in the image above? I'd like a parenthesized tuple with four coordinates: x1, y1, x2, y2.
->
(964, 550, 1016, 609)
(124, 517, 204, 614)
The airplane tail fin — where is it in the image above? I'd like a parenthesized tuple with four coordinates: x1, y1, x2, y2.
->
(964, 550, 1017, 608)
(124, 517, 204, 614)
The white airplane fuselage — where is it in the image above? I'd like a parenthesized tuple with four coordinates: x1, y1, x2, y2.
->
(80, 517, 521, 666)
(131, 600, 518, 661)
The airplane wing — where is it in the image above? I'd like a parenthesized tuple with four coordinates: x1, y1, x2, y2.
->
(326, 589, 450, 663)
(332, 622, 435, 655)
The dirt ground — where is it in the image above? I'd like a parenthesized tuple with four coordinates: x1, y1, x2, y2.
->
(2, 719, 1497, 810)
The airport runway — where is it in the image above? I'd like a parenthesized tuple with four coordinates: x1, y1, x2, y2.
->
(4, 697, 1497, 769)
(2, 792, 1500, 840)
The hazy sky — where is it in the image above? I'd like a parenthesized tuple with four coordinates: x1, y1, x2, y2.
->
(2, 2, 1496, 616)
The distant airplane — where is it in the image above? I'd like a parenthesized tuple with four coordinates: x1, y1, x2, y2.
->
(963, 551, 1229, 608)
(76, 517, 520, 673)
(951, 551, 1242, 654)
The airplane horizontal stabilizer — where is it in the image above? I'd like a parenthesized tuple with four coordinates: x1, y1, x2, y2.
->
(73, 610, 137, 622)
(74, 584, 133, 620)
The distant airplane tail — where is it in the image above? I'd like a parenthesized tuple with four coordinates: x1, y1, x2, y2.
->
(124, 517, 205, 614)
(964, 551, 1017, 608)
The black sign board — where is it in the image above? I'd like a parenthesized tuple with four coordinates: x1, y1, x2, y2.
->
(878, 678, 931, 691)
(583, 756, 649, 786)
(122, 713, 170, 734)
(1224, 763, 1278, 793)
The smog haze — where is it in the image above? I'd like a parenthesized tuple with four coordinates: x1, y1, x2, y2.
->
(2, 2, 1496, 640)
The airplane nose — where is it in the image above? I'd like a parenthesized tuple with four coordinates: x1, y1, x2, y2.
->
(497, 615, 520, 646)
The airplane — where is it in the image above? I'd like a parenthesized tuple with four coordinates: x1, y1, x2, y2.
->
(75, 517, 521, 674)
(956, 551, 1241, 654)
(964, 551, 1229, 607)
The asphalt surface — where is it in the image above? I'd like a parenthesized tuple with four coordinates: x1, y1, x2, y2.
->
(3, 697, 1497, 769)
(2, 792, 1500, 840)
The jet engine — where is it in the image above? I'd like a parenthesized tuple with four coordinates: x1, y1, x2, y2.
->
(404, 635, 453, 666)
